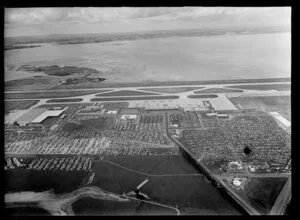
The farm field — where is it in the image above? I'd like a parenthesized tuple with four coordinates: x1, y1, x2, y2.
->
(46, 98, 83, 103)
(226, 83, 291, 91)
(139, 87, 204, 94)
(188, 94, 218, 99)
(91, 96, 179, 102)
(5, 100, 39, 114)
(5, 90, 111, 100)
(95, 90, 160, 97)
(194, 88, 243, 94)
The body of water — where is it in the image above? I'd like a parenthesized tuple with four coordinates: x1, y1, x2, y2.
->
(5, 32, 291, 82)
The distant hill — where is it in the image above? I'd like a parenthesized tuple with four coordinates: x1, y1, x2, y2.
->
(5, 25, 291, 49)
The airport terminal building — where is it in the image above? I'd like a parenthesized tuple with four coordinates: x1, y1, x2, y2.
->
(15, 107, 67, 126)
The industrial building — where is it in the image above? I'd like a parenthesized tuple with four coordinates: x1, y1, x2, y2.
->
(106, 110, 118, 114)
(121, 115, 137, 120)
(14, 107, 67, 126)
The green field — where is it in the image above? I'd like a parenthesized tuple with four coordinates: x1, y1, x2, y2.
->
(226, 83, 291, 91)
(187, 94, 218, 99)
(139, 87, 204, 94)
(5, 100, 39, 114)
(91, 96, 179, 102)
(5, 90, 111, 100)
(194, 88, 243, 94)
(95, 90, 160, 97)
(46, 99, 83, 103)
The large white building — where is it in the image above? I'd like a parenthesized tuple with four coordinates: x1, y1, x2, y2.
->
(15, 107, 67, 125)
(121, 115, 137, 120)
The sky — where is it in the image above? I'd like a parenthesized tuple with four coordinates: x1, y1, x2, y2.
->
(5, 7, 291, 37)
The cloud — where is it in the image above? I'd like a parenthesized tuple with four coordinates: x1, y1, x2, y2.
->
(4, 7, 291, 37)
(5, 7, 291, 26)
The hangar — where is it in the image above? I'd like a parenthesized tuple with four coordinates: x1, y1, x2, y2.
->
(15, 107, 67, 126)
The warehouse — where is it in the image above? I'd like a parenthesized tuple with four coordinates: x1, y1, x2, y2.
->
(15, 107, 67, 125)
(121, 115, 137, 120)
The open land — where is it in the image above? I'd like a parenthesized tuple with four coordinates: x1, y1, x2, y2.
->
(5, 100, 39, 114)
(226, 84, 291, 91)
(46, 99, 83, 103)
(95, 90, 160, 96)
(228, 96, 291, 121)
(194, 88, 244, 94)
(187, 94, 218, 99)
(5, 90, 111, 100)
(91, 96, 179, 102)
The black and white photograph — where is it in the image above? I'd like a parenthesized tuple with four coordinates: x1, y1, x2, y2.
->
(4, 6, 291, 216)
